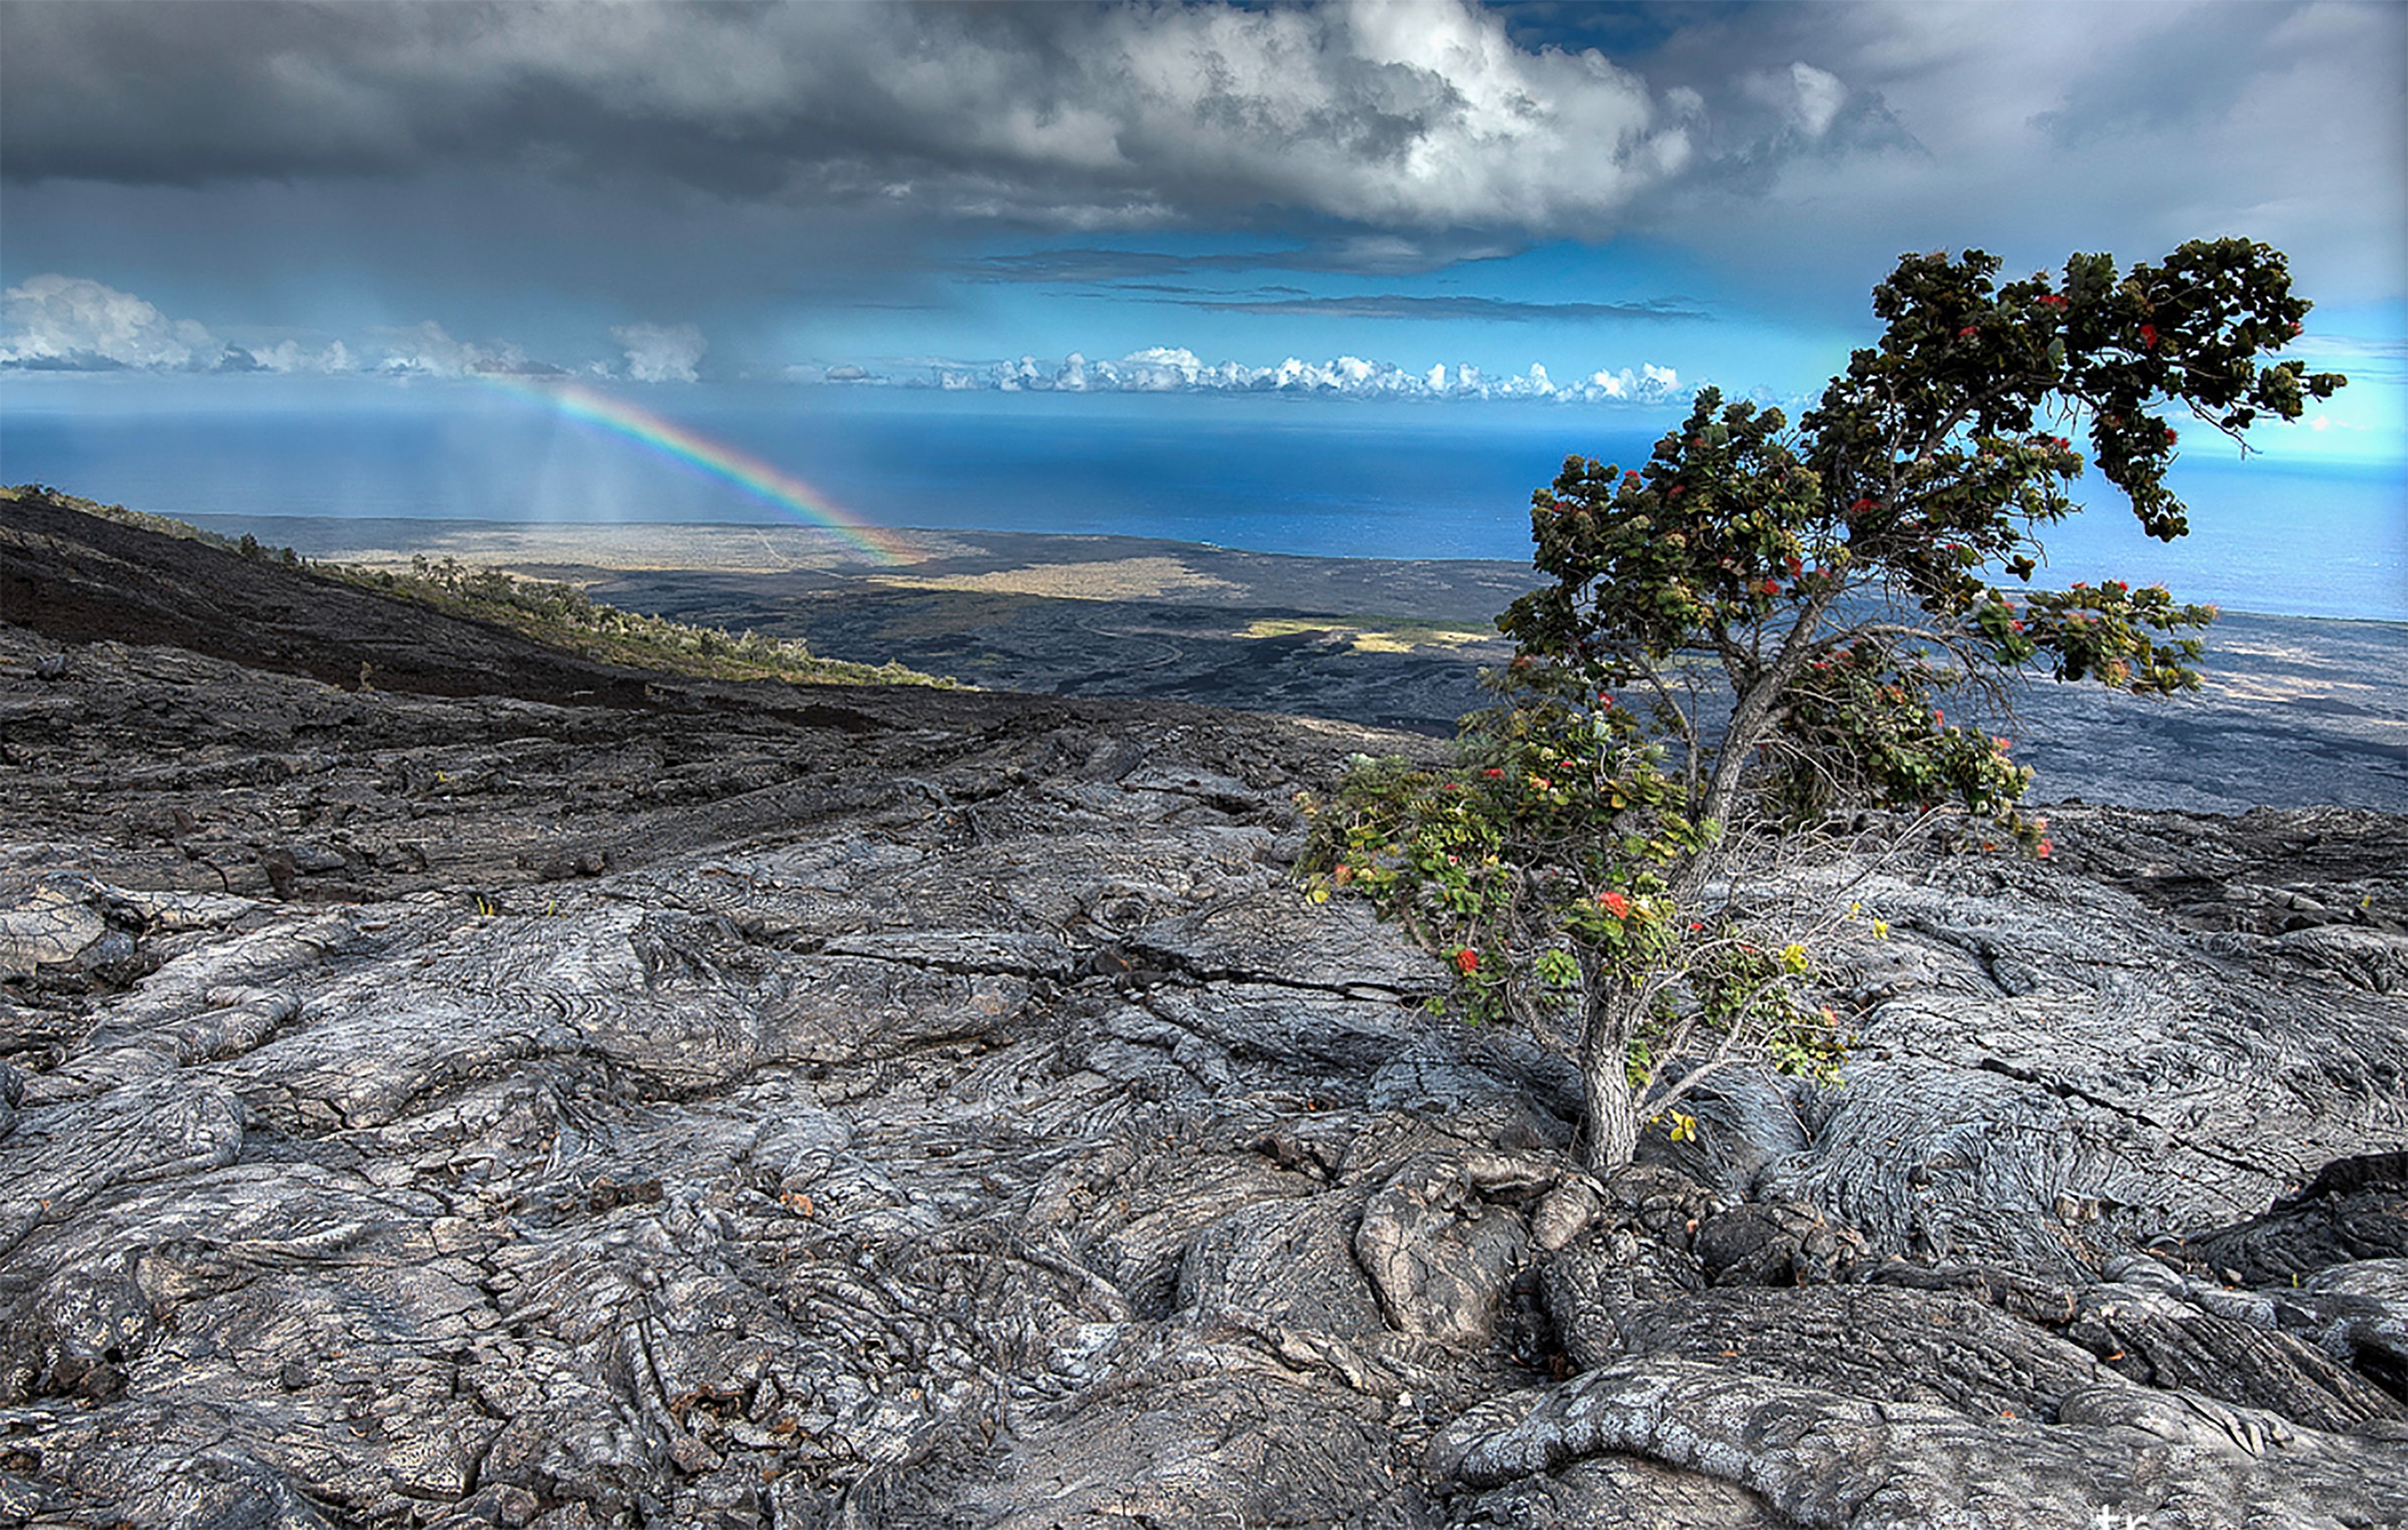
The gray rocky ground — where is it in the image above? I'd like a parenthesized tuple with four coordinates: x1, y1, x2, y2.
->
(3, 502, 2406, 1528)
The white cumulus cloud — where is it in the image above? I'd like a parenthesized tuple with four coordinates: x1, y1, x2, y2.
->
(612, 321, 705, 383)
(809, 346, 1684, 405)
(374, 320, 555, 378)
(1786, 62, 1847, 139)
(376, 321, 486, 377)
(245, 338, 355, 374)
(0, 274, 223, 371)
(1066, 0, 1693, 228)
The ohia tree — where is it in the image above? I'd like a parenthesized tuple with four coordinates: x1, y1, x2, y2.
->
(1307, 237, 2344, 1171)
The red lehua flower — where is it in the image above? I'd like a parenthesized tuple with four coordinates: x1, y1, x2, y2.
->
(2010, 619, 2025, 632)
(2140, 324, 2158, 349)
(1933, 709, 1945, 726)
(2037, 293, 2067, 308)
(1849, 497, 1876, 514)
(1599, 890, 1631, 919)
(1482, 766, 1505, 779)
(1959, 325, 1979, 338)
(1597, 692, 1615, 707)
(1454, 947, 1480, 975)
(1687, 920, 1704, 932)
(2163, 427, 2178, 445)
(1758, 577, 1780, 597)
(1786, 555, 1805, 577)
(2035, 839, 2053, 859)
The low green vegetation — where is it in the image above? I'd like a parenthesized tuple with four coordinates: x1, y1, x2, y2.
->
(4, 484, 253, 551)
(329, 552, 955, 688)
(3, 483, 956, 689)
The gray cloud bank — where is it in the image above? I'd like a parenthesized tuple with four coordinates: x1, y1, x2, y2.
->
(0, 274, 229, 372)
(4, 1, 2397, 325)
(613, 323, 707, 384)
(9, 0, 2391, 265)
(0, 274, 668, 383)
(2, 0, 1701, 233)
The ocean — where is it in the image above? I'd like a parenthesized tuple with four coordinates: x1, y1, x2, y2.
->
(3, 378, 2401, 622)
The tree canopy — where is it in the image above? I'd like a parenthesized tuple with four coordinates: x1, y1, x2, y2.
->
(1308, 237, 2344, 1171)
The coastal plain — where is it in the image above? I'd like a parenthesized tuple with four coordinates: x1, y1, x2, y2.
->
(196, 513, 2408, 815)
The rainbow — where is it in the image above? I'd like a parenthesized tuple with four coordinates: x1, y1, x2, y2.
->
(482, 376, 913, 566)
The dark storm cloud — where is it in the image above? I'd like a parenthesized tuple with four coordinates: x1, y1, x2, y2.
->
(3, 0, 2396, 333)
(2032, 3, 2307, 147)
(1592, 1, 2405, 306)
(1, 0, 1697, 232)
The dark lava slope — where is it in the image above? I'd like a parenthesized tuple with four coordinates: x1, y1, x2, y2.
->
(1, 498, 2405, 1529)
(1, 493, 662, 706)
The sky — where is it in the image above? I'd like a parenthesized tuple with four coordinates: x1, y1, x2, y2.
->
(1, 0, 2403, 451)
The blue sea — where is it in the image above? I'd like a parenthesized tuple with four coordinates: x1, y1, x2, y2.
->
(3, 377, 2402, 621)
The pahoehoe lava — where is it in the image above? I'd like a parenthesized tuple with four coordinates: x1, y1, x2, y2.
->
(2, 499, 2405, 1529)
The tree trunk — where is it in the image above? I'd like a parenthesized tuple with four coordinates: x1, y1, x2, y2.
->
(1693, 589, 1836, 837)
(1577, 991, 1642, 1172)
